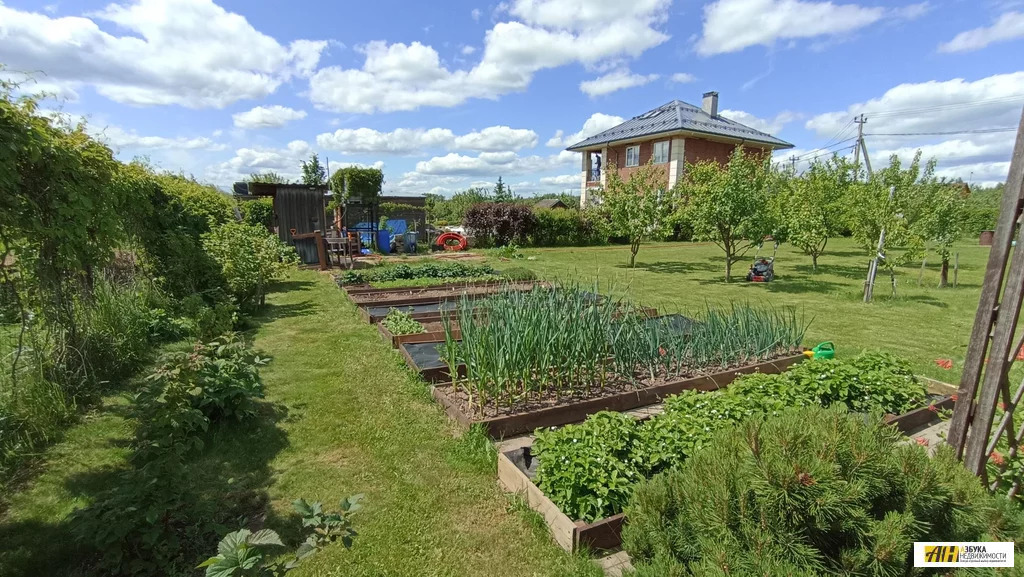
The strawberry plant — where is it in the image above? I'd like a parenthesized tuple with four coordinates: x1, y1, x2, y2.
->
(381, 308, 424, 335)
(198, 495, 363, 577)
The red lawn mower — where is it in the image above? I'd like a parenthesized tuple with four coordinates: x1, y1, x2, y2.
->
(746, 241, 779, 282)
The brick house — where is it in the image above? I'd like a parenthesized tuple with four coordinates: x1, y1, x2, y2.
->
(567, 92, 793, 205)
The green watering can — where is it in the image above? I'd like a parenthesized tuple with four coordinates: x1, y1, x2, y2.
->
(803, 341, 835, 360)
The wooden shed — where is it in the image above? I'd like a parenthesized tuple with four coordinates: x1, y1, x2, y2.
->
(235, 182, 328, 265)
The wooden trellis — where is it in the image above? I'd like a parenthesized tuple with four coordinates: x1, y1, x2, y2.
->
(948, 106, 1024, 496)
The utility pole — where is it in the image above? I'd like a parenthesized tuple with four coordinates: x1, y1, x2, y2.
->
(789, 155, 797, 173)
(856, 114, 885, 303)
(853, 114, 867, 180)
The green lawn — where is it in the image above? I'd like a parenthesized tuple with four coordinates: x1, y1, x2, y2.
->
(0, 273, 599, 577)
(483, 237, 988, 383)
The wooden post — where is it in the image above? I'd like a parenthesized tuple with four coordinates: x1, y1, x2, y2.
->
(918, 258, 927, 287)
(948, 106, 1024, 461)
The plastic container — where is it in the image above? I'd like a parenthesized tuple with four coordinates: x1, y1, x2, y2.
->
(802, 341, 835, 360)
(376, 229, 391, 254)
(404, 231, 418, 253)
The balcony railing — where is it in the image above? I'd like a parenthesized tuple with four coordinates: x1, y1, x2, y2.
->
(587, 168, 601, 183)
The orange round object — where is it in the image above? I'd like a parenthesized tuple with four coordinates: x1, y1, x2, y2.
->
(435, 232, 468, 251)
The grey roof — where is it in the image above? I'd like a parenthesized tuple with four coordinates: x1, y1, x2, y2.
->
(566, 100, 794, 151)
(535, 198, 568, 209)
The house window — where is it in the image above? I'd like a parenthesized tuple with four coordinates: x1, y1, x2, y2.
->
(625, 145, 640, 167)
(653, 141, 669, 164)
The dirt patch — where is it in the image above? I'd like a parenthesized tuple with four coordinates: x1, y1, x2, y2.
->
(352, 282, 536, 304)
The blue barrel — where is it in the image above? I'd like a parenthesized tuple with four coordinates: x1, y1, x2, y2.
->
(376, 229, 391, 254)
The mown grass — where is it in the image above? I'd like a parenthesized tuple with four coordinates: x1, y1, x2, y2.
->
(0, 273, 600, 577)
(480, 237, 989, 383)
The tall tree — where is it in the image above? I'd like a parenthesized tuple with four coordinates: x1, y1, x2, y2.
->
(847, 152, 928, 296)
(602, 161, 675, 267)
(781, 155, 855, 271)
(680, 147, 779, 281)
(493, 176, 513, 202)
(301, 153, 327, 186)
(916, 179, 966, 287)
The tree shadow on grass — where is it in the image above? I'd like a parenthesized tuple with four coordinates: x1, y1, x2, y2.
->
(793, 263, 872, 279)
(251, 300, 317, 324)
(0, 400, 291, 577)
(272, 279, 315, 293)
(613, 261, 720, 275)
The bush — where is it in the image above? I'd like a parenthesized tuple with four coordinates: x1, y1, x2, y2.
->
(140, 334, 266, 425)
(240, 197, 274, 229)
(529, 208, 610, 247)
(623, 406, 1024, 576)
(463, 203, 536, 247)
(202, 223, 299, 310)
(340, 261, 496, 284)
(500, 266, 537, 281)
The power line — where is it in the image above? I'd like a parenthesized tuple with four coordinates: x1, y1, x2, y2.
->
(790, 137, 858, 161)
(862, 95, 1024, 119)
(864, 127, 1017, 137)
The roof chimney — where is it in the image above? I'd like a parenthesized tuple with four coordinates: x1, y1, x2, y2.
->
(702, 91, 719, 117)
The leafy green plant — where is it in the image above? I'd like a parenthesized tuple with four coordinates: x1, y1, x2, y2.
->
(778, 154, 855, 270)
(202, 223, 299, 310)
(623, 406, 1024, 576)
(533, 412, 641, 522)
(381, 308, 424, 335)
(198, 495, 363, 577)
(491, 243, 525, 260)
(71, 333, 271, 575)
(531, 350, 933, 522)
(141, 333, 267, 425)
(339, 262, 496, 284)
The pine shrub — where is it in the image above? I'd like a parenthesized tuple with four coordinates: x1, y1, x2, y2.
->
(623, 406, 1024, 577)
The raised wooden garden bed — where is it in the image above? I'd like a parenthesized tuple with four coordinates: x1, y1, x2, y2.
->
(433, 354, 806, 438)
(350, 281, 538, 307)
(499, 383, 958, 553)
(378, 321, 461, 349)
(342, 278, 507, 298)
(357, 282, 543, 323)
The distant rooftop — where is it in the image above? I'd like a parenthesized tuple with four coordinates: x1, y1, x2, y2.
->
(566, 100, 794, 151)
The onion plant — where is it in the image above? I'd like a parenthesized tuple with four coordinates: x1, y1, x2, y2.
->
(442, 284, 808, 416)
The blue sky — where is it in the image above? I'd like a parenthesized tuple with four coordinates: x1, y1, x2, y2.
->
(2, 0, 1023, 193)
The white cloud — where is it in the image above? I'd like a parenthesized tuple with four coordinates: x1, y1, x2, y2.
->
(206, 140, 313, 183)
(939, 12, 1024, 53)
(546, 112, 625, 147)
(697, 0, 924, 56)
(453, 125, 538, 151)
(471, 8, 482, 20)
(415, 150, 576, 177)
(317, 127, 457, 154)
(804, 72, 1024, 182)
(461, 45, 477, 55)
(0, 0, 326, 108)
(805, 72, 1024, 147)
(91, 124, 225, 151)
(579, 69, 659, 97)
(671, 72, 696, 83)
(720, 109, 797, 135)
(539, 174, 580, 184)
(316, 125, 538, 154)
(308, 0, 671, 113)
(232, 105, 308, 129)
